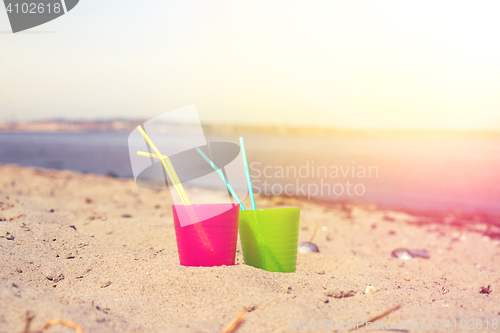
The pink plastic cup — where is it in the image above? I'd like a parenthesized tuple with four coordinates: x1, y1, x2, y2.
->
(172, 203, 240, 267)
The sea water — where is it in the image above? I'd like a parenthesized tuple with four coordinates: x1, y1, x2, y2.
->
(1, 131, 499, 215)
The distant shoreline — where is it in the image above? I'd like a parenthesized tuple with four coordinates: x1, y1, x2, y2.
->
(1, 121, 500, 138)
(2, 162, 499, 240)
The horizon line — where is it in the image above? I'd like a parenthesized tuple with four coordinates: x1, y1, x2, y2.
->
(1, 119, 500, 135)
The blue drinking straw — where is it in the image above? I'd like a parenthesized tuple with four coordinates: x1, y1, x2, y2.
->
(196, 148, 246, 210)
(239, 137, 256, 210)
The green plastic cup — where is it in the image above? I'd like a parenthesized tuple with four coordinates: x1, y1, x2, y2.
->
(239, 207, 300, 273)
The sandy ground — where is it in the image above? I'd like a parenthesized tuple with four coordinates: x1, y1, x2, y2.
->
(0, 164, 499, 333)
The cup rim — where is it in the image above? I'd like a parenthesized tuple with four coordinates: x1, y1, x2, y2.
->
(172, 203, 240, 209)
(240, 207, 300, 213)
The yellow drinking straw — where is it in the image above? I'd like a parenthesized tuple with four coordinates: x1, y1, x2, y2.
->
(136, 126, 221, 263)
(136, 126, 190, 205)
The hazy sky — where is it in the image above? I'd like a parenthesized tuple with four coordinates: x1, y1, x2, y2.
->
(1, 1, 499, 129)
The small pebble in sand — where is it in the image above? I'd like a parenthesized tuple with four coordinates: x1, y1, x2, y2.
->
(365, 286, 377, 294)
(53, 273, 65, 283)
(1, 232, 14, 240)
(96, 305, 110, 314)
(479, 285, 491, 295)
(323, 290, 356, 298)
(392, 248, 430, 260)
(101, 281, 112, 288)
(315, 270, 325, 275)
(45, 272, 65, 283)
(246, 305, 257, 312)
(391, 248, 413, 260)
(298, 242, 319, 253)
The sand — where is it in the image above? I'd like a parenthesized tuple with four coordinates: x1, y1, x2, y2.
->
(0, 164, 499, 333)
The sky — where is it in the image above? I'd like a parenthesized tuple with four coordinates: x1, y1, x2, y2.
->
(1, 0, 499, 129)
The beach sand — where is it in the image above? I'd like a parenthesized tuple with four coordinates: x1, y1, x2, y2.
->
(0, 164, 499, 332)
